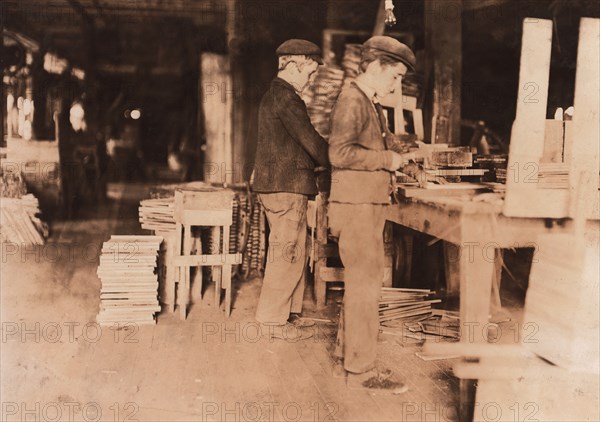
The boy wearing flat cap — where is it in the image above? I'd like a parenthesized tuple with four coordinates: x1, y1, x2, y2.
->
(253, 39, 329, 340)
(328, 36, 422, 393)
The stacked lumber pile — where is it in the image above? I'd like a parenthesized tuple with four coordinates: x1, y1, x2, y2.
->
(138, 198, 175, 231)
(495, 168, 507, 184)
(0, 171, 48, 245)
(0, 195, 48, 245)
(0, 170, 28, 198)
(341, 43, 362, 82)
(378, 287, 440, 324)
(380, 309, 460, 343)
(473, 154, 508, 183)
(96, 235, 162, 325)
(305, 66, 345, 139)
(404, 310, 460, 342)
(537, 163, 569, 189)
(242, 195, 266, 278)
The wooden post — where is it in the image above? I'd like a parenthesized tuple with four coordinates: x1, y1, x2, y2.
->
(372, 0, 386, 36)
(503, 19, 553, 216)
(201, 53, 233, 184)
(227, 0, 244, 183)
(425, 0, 462, 145)
(569, 18, 600, 218)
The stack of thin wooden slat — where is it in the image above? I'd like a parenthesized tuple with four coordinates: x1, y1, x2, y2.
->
(342, 43, 362, 82)
(138, 198, 175, 231)
(305, 66, 345, 139)
(240, 194, 266, 278)
(537, 163, 569, 189)
(0, 170, 28, 198)
(381, 309, 460, 343)
(229, 198, 240, 253)
(0, 194, 47, 245)
(379, 287, 440, 324)
(96, 235, 163, 326)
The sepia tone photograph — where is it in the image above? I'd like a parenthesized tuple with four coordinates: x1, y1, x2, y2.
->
(1, 1, 599, 421)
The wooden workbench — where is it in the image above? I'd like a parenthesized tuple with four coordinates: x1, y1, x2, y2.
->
(386, 192, 600, 344)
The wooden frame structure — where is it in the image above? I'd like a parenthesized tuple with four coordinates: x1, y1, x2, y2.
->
(172, 189, 241, 319)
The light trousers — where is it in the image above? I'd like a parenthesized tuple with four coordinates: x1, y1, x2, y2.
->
(329, 202, 388, 373)
(255, 192, 308, 325)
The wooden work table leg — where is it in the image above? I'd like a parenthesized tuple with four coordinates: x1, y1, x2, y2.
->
(458, 241, 495, 422)
(314, 260, 327, 308)
(157, 230, 177, 313)
(459, 379, 477, 422)
(212, 226, 222, 307)
(443, 242, 461, 293)
(459, 242, 495, 343)
(314, 193, 328, 308)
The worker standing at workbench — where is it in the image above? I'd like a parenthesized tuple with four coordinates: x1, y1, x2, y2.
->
(328, 36, 422, 392)
(253, 39, 330, 340)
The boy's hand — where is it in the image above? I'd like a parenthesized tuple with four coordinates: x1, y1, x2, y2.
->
(400, 163, 448, 188)
(388, 152, 405, 171)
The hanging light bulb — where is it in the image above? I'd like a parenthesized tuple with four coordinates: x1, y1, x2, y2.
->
(384, 0, 397, 27)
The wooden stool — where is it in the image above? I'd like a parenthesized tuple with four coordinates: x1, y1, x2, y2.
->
(172, 189, 241, 319)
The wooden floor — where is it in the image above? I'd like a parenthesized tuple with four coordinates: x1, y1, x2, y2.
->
(1, 183, 467, 421)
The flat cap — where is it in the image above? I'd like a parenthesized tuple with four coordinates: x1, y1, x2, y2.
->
(276, 39, 323, 64)
(363, 36, 416, 71)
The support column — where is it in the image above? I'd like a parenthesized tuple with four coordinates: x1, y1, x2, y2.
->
(425, 0, 462, 145)
(227, 0, 245, 183)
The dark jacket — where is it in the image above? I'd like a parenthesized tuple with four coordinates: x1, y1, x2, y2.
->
(253, 78, 329, 196)
(329, 82, 395, 204)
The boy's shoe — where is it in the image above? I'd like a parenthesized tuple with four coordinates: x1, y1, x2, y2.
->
(288, 313, 317, 327)
(347, 368, 408, 395)
(261, 322, 314, 341)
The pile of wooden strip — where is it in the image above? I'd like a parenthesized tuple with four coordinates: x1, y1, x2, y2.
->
(537, 163, 569, 189)
(473, 154, 508, 183)
(243, 196, 267, 278)
(96, 235, 162, 325)
(305, 66, 345, 139)
(229, 198, 240, 253)
(379, 287, 441, 324)
(0, 194, 48, 245)
(495, 168, 507, 183)
(342, 43, 362, 82)
(381, 309, 460, 343)
(0, 170, 28, 198)
(138, 197, 175, 231)
(405, 310, 460, 341)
